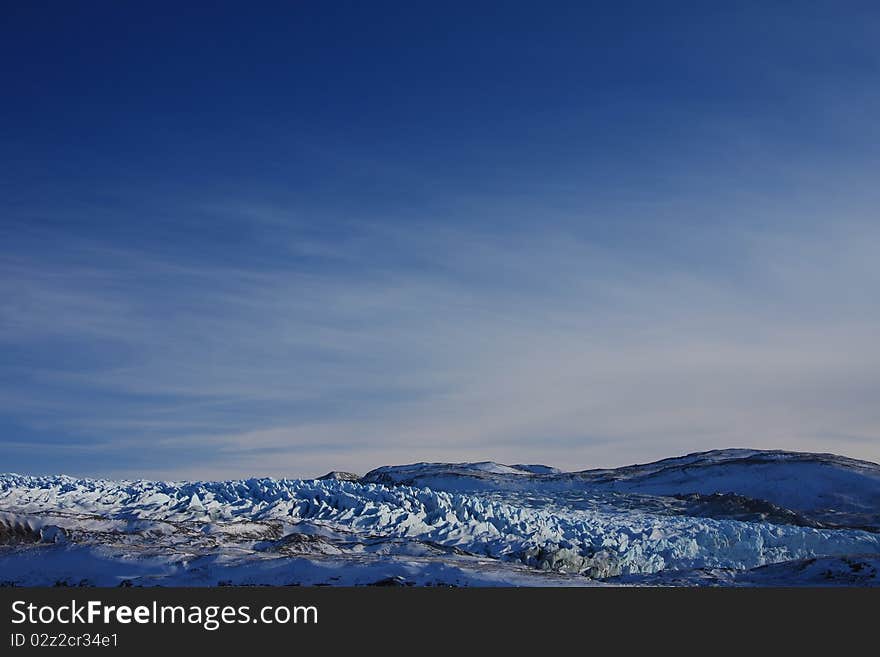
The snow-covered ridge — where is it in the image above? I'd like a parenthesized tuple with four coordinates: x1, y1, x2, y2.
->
(2, 465, 880, 581)
(362, 449, 880, 528)
(2, 449, 879, 586)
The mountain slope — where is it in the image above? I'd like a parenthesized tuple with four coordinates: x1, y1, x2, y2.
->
(362, 449, 880, 529)
(2, 448, 879, 586)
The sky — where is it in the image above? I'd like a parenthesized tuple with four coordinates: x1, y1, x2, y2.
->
(2, 1, 879, 479)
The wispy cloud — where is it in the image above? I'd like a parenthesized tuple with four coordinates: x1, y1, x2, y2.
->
(2, 194, 879, 478)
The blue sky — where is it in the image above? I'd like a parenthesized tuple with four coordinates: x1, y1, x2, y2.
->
(2, 2, 879, 478)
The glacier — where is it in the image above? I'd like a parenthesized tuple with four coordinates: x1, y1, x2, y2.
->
(2, 449, 879, 586)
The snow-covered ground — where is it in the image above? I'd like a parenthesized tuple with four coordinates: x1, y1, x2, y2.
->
(2, 449, 879, 586)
